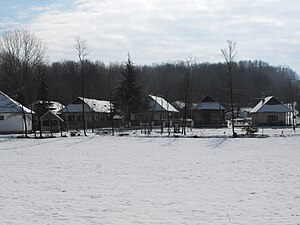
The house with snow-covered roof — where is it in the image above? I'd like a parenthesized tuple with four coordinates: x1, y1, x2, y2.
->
(250, 96, 292, 126)
(132, 94, 179, 127)
(61, 97, 112, 129)
(191, 96, 226, 127)
(0, 90, 33, 133)
(32, 100, 65, 133)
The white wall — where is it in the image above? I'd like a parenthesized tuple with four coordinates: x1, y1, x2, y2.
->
(0, 113, 32, 133)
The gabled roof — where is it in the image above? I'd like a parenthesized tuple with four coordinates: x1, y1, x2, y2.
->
(0, 90, 32, 114)
(171, 101, 186, 110)
(35, 100, 65, 114)
(61, 97, 111, 113)
(149, 95, 179, 112)
(250, 96, 292, 113)
(192, 96, 225, 110)
(40, 110, 64, 122)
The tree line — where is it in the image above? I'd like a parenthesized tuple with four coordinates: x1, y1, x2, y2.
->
(1, 29, 300, 113)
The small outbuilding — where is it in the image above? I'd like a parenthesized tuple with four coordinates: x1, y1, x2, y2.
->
(40, 110, 64, 133)
(191, 96, 226, 127)
(0, 90, 33, 134)
(250, 96, 292, 126)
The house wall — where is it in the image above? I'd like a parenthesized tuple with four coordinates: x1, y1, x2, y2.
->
(0, 113, 32, 133)
(62, 112, 111, 129)
(251, 112, 289, 126)
(41, 119, 61, 133)
(132, 111, 178, 127)
(192, 110, 226, 127)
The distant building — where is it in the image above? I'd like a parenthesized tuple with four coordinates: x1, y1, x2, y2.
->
(132, 94, 179, 127)
(0, 90, 33, 134)
(171, 101, 186, 112)
(250, 96, 292, 126)
(61, 97, 112, 129)
(40, 110, 64, 133)
(33, 100, 65, 133)
(171, 100, 197, 118)
(191, 96, 226, 127)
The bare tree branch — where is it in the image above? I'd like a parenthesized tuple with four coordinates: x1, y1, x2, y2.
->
(221, 40, 237, 137)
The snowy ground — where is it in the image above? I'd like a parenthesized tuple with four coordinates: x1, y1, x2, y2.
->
(1, 128, 300, 224)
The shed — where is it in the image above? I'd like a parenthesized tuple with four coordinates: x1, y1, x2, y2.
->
(40, 110, 64, 133)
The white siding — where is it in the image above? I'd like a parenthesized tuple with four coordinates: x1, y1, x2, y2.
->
(0, 113, 32, 133)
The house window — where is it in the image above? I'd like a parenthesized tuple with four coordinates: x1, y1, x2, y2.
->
(77, 115, 83, 121)
(0, 115, 4, 120)
(267, 115, 278, 123)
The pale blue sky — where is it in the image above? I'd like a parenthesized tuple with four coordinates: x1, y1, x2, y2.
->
(0, 0, 70, 21)
(0, 0, 299, 75)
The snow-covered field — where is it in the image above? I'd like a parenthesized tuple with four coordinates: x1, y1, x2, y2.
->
(1, 128, 300, 224)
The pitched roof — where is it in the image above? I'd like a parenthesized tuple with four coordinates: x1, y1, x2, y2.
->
(40, 110, 64, 122)
(192, 96, 225, 110)
(61, 97, 111, 113)
(250, 96, 292, 113)
(149, 95, 179, 112)
(171, 101, 186, 110)
(0, 90, 32, 114)
(35, 100, 65, 114)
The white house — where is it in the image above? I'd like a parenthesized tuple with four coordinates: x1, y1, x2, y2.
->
(0, 91, 33, 134)
(250, 96, 292, 126)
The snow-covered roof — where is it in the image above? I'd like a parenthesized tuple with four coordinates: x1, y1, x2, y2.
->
(48, 101, 64, 114)
(171, 101, 197, 110)
(192, 96, 225, 110)
(149, 95, 179, 113)
(40, 110, 64, 122)
(61, 97, 111, 113)
(171, 101, 186, 110)
(250, 96, 292, 113)
(35, 100, 65, 114)
(0, 90, 32, 114)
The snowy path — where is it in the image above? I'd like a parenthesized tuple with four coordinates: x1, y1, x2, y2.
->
(0, 135, 300, 224)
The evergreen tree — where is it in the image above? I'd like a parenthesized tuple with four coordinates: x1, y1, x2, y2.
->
(113, 53, 143, 127)
(34, 65, 52, 136)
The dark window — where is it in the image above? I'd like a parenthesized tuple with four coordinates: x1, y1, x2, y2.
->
(0, 115, 4, 120)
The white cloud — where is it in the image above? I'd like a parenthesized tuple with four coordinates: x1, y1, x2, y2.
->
(14, 0, 300, 74)
(0, 18, 22, 32)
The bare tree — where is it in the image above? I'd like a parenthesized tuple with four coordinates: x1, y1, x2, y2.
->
(0, 29, 46, 137)
(221, 40, 237, 138)
(181, 57, 195, 135)
(107, 63, 115, 135)
(74, 36, 88, 136)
